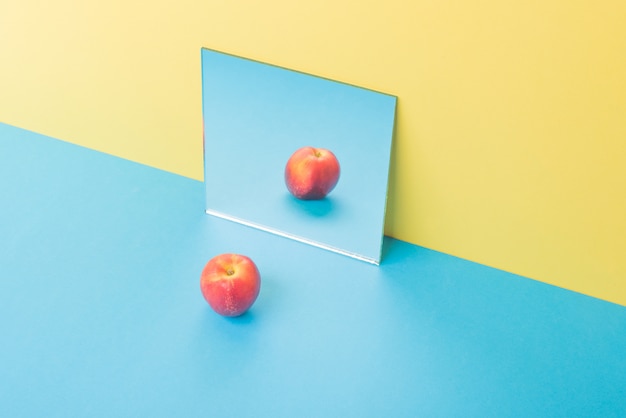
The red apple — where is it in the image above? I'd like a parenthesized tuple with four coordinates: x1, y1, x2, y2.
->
(200, 253, 261, 317)
(284, 146, 340, 200)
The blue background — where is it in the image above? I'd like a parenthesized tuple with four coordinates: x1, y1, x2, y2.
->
(201, 48, 397, 262)
(1, 122, 625, 417)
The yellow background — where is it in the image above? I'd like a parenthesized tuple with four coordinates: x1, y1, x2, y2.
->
(2, 1, 625, 305)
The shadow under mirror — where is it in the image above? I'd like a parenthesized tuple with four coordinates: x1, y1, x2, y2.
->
(201, 47, 397, 264)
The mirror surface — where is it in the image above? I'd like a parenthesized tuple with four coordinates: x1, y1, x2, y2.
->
(201, 48, 396, 264)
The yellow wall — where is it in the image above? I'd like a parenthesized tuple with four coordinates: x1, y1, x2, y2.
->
(2, 1, 625, 305)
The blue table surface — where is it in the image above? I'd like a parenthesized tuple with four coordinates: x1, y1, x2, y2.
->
(1, 122, 625, 418)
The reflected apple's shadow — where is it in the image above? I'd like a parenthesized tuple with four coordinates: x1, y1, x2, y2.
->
(284, 193, 336, 217)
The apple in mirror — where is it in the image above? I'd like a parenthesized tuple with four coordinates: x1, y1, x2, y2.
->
(284, 146, 340, 200)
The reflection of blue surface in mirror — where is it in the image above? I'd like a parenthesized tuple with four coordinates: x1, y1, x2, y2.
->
(201, 48, 396, 263)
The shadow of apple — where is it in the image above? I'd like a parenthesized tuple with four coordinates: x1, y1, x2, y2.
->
(284, 193, 336, 218)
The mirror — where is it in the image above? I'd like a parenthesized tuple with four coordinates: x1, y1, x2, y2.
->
(201, 48, 396, 264)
